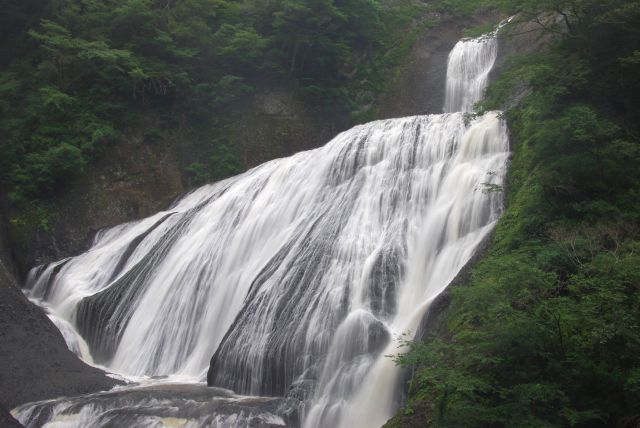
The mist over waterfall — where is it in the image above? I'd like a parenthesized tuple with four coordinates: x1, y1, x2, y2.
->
(15, 25, 508, 428)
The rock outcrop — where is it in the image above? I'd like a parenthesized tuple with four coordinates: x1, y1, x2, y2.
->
(377, 11, 505, 118)
(0, 218, 120, 410)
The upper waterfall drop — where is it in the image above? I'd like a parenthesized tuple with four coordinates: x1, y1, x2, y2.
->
(444, 31, 499, 112)
(17, 21, 509, 428)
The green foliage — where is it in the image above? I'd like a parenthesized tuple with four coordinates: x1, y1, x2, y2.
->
(392, 0, 640, 427)
(209, 143, 243, 182)
(428, 0, 496, 17)
(0, 0, 427, 203)
(185, 162, 211, 186)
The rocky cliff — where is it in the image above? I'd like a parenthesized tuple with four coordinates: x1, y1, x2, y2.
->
(0, 216, 120, 414)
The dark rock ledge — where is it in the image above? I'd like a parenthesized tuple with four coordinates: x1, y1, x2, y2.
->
(0, 219, 121, 423)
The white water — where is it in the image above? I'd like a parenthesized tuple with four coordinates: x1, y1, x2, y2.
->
(306, 26, 506, 428)
(28, 297, 95, 364)
(444, 29, 500, 113)
(18, 26, 507, 428)
(12, 383, 291, 428)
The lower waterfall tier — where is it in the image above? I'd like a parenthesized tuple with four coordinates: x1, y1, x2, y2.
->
(25, 111, 509, 427)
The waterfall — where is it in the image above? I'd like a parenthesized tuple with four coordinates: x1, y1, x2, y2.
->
(302, 114, 507, 428)
(15, 25, 508, 428)
(444, 30, 500, 113)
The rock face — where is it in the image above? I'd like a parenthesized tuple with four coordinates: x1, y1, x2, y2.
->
(237, 85, 348, 170)
(0, 219, 119, 410)
(377, 21, 460, 117)
(16, 123, 186, 272)
(0, 405, 22, 428)
(377, 11, 504, 118)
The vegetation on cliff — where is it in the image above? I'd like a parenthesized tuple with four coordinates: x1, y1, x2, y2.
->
(389, 0, 640, 426)
(0, 0, 430, 205)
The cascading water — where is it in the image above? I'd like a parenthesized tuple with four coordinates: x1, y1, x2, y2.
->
(13, 24, 508, 428)
(444, 28, 501, 113)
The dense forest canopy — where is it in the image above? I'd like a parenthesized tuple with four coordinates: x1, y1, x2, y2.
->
(389, 0, 640, 427)
(0, 0, 428, 204)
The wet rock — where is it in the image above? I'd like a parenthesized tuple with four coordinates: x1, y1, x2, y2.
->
(0, 404, 22, 428)
(13, 383, 298, 428)
(0, 221, 120, 410)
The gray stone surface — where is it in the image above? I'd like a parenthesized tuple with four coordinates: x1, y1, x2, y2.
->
(0, 219, 120, 410)
(0, 405, 22, 428)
